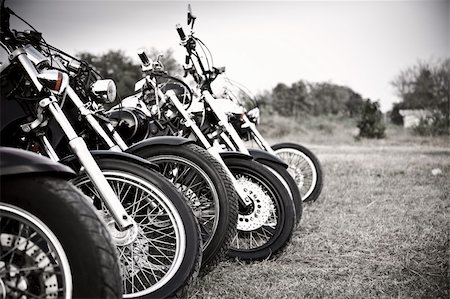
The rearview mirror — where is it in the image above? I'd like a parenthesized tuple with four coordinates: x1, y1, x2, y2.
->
(187, 4, 196, 27)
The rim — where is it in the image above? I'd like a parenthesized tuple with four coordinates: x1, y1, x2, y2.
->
(0, 204, 72, 299)
(145, 155, 220, 250)
(230, 171, 280, 251)
(274, 148, 318, 200)
(72, 171, 186, 297)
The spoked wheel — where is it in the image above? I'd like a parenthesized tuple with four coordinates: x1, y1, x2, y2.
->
(132, 143, 238, 269)
(272, 143, 323, 202)
(71, 158, 202, 299)
(256, 159, 303, 226)
(0, 204, 72, 299)
(0, 177, 122, 298)
(222, 157, 296, 260)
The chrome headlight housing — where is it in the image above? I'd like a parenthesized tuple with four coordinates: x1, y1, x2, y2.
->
(91, 79, 117, 103)
(247, 107, 260, 125)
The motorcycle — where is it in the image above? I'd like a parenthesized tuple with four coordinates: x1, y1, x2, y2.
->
(110, 50, 296, 260)
(172, 6, 303, 226)
(40, 47, 238, 270)
(220, 76, 323, 203)
(180, 4, 322, 204)
(0, 147, 122, 298)
(0, 3, 202, 298)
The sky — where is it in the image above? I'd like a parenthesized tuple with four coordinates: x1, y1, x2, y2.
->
(7, 0, 450, 112)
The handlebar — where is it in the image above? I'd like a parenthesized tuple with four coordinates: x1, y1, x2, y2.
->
(0, 1, 12, 39)
(176, 24, 186, 41)
(137, 49, 150, 66)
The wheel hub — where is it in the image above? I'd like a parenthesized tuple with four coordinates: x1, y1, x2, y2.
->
(104, 217, 139, 246)
(289, 166, 305, 189)
(176, 183, 202, 209)
(0, 233, 59, 298)
(236, 177, 273, 231)
(3, 265, 28, 296)
(123, 231, 168, 278)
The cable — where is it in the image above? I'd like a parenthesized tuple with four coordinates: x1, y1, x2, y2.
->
(196, 37, 214, 70)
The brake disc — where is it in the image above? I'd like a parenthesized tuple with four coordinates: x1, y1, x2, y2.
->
(0, 234, 59, 298)
(236, 177, 273, 231)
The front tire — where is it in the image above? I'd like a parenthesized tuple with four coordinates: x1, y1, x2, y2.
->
(256, 159, 303, 225)
(70, 158, 202, 298)
(272, 143, 323, 202)
(132, 143, 238, 269)
(0, 176, 122, 298)
(222, 157, 296, 260)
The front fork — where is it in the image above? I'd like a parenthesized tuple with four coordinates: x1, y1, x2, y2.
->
(241, 114, 277, 155)
(41, 97, 134, 230)
(66, 87, 127, 151)
(202, 91, 251, 155)
(11, 47, 133, 230)
(165, 91, 252, 207)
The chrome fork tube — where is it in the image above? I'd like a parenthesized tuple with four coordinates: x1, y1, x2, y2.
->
(45, 97, 133, 230)
(105, 122, 129, 150)
(15, 50, 43, 92)
(242, 115, 277, 155)
(12, 48, 132, 228)
(66, 87, 121, 152)
(219, 132, 237, 151)
(165, 90, 251, 206)
(165, 91, 213, 149)
(202, 91, 250, 155)
(41, 136, 60, 161)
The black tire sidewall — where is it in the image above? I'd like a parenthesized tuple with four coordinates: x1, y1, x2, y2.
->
(133, 144, 237, 267)
(1, 175, 121, 298)
(223, 157, 296, 260)
(72, 158, 202, 298)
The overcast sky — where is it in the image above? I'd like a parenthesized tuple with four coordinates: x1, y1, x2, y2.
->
(8, 0, 450, 111)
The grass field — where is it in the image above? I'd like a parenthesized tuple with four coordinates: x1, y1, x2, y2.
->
(189, 118, 449, 298)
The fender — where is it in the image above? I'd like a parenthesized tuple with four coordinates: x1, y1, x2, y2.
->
(0, 147, 75, 178)
(219, 151, 253, 160)
(59, 150, 159, 173)
(125, 136, 195, 155)
(248, 149, 288, 169)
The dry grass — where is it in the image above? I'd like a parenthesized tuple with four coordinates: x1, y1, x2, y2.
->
(189, 117, 449, 298)
(258, 113, 449, 148)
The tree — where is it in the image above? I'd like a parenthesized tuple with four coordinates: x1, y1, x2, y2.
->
(77, 48, 182, 98)
(389, 102, 404, 126)
(78, 50, 141, 98)
(272, 83, 295, 117)
(391, 59, 449, 135)
(268, 80, 365, 118)
(357, 99, 386, 139)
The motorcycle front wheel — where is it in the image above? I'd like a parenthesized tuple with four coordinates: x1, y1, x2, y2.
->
(0, 176, 122, 298)
(222, 157, 296, 260)
(272, 142, 323, 202)
(132, 143, 238, 269)
(256, 159, 303, 225)
(70, 157, 202, 299)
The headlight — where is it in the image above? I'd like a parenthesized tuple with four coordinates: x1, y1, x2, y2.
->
(247, 107, 260, 124)
(36, 69, 69, 94)
(91, 79, 117, 103)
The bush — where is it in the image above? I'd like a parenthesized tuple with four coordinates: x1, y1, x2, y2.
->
(357, 100, 386, 139)
(392, 59, 449, 135)
(413, 112, 449, 136)
(389, 103, 404, 126)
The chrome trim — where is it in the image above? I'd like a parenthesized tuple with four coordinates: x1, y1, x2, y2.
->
(47, 100, 134, 230)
